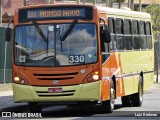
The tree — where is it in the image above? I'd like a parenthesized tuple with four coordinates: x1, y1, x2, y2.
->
(144, 3, 160, 83)
(115, 0, 125, 8)
(144, 4, 160, 41)
(130, 0, 134, 10)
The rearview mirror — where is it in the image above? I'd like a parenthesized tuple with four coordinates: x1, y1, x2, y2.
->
(5, 19, 13, 42)
(103, 28, 111, 43)
(5, 28, 12, 42)
(101, 25, 111, 43)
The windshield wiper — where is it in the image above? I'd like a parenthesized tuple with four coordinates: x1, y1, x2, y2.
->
(32, 21, 50, 55)
(61, 19, 78, 41)
(32, 21, 48, 43)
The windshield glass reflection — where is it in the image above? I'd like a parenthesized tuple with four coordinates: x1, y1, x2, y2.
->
(15, 23, 97, 66)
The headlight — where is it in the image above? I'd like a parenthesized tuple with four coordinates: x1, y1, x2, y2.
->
(14, 77, 20, 82)
(13, 75, 29, 85)
(93, 75, 99, 80)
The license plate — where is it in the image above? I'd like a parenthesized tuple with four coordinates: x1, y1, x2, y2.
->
(48, 88, 62, 93)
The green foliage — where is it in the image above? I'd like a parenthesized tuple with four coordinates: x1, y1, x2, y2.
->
(115, 0, 125, 3)
(115, 0, 125, 8)
(144, 4, 160, 40)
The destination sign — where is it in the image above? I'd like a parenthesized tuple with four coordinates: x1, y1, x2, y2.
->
(18, 7, 93, 23)
(27, 9, 85, 19)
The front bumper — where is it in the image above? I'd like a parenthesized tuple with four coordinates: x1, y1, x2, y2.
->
(13, 81, 101, 102)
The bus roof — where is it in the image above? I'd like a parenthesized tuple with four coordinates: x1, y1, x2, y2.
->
(96, 6, 151, 19)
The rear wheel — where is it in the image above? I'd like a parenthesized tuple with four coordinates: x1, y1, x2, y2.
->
(130, 75, 143, 107)
(101, 81, 115, 113)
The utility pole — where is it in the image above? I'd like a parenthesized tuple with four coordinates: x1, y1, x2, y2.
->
(128, 0, 131, 8)
(46, 0, 50, 4)
(110, 0, 113, 7)
(0, 0, 2, 27)
(93, 0, 96, 5)
(139, 0, 142, 11)
(130, 0, 134, 10)
(76, 0, 80, 4)
(24, 0, 27, 6)
(106, 0, 110, 7)
(156, 39, 160, 83)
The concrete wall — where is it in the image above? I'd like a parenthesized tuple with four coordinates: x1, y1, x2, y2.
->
(0, 27, 12, 83)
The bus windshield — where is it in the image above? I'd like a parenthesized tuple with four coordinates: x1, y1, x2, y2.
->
(15, 23, 97, 66)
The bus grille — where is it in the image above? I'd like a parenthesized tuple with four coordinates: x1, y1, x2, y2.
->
(33, 72, 78, 81)
(36, 90, 75, 97)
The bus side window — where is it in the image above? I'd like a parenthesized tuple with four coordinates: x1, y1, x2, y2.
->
(132, 20, 140, 50)
(139, 21, 147, 50)
(115, 18, 124, 50)
(146, 21, 152, 49)
(108, 17, 116, 51)
(124, 19, 133, 50)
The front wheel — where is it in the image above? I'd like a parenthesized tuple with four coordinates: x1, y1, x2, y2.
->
(101, 81, 115, 113)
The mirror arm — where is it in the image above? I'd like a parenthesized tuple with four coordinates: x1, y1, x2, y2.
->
(7, 19, 13, 28)
(5, 19, 13, 42)
(100, 18, 105, 25)
(100, 18, 106, 30)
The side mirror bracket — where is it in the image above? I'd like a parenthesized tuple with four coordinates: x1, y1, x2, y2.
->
(5, 19, 13, 42)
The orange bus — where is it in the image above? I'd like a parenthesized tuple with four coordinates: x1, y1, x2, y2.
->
(5, 4, 154, 113)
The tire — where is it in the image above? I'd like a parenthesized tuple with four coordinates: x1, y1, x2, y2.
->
(29, 102, 42, 113)
(130, 75, 143, 107)
(67, 104, 76, 107)
(67, 101, 95, 107)
(121, 95, 132, 107)
(101, 81, 115, 113)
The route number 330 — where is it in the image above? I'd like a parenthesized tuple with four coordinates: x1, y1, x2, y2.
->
(69, 55, 85, 63)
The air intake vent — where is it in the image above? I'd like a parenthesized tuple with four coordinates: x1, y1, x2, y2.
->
(37, 77, 74, 80)
(36, 90, 75, 97)
(33, 72, 78, 76)
(37, 94, 74, 97)
(33, 72, 78, 81)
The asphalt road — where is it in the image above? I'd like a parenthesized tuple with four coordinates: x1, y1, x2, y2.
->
(0, 84, 160, 120)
